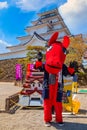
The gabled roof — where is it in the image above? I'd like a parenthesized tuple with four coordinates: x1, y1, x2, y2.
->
(7, 32, 47, 49)
(16, 34, 31, 40)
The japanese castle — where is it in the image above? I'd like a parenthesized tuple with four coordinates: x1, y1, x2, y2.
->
(0, 8, 71, 60)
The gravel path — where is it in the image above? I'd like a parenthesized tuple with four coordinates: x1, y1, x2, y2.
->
(0, 82, 87, 130)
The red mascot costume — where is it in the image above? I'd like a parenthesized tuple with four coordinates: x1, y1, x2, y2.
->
(43, 32, 70, 127)
(34, 32, 75, 127)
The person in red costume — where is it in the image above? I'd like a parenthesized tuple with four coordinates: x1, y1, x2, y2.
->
(43, 32, 70, 127)
(34, 32, 75, 127)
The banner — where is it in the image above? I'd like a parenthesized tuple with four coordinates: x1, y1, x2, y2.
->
(26, 64, 34, 79)
(15, 64, 22, 80)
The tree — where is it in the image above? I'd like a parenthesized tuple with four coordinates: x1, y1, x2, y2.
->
(27, 45, 46, 62)
(17, 45, 46, 78)
(65, 34, 87, 66)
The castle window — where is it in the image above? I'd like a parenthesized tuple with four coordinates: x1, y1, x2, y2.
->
(41, 12, 56, 19)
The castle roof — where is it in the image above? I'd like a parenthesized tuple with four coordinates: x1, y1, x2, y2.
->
(7, 32, 47, 49)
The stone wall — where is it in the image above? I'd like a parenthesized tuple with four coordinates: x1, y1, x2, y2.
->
(0, 59, 22, 82)
(0, 58, 87, 87)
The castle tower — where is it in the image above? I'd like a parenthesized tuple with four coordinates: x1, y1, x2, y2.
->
(17, 8, 71, 44)
(0, 8, 71, 60)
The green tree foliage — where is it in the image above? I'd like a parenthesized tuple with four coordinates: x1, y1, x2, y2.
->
(27, 45, 46, 62)
(65, 34, 87, 66)
(17, 45, 46, 77)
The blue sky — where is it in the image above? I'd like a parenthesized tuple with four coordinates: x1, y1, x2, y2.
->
(0, 0, 87, 53)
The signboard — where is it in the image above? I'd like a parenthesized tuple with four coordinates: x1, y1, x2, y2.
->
(62, 76, 73, 112)
(21, 64, 74, 110)
(15, 64, 22, 80)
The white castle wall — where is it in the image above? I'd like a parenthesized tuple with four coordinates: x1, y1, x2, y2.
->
(0, 50, 28, 60)
(27, 26, 47, 35)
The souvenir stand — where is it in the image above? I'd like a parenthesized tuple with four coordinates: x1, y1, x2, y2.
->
(19, 64, 80, 113)
(19, 64, 44, 107)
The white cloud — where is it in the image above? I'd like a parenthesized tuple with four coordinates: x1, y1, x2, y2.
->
(16, 0, 55, 11)
(15, 0, 87, 34)
(0, 1, 8, 9)
(0, 40, 11, 54)
(59, 0, 87, 34)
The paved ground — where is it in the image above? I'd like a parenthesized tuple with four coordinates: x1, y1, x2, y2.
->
(0, 82, 87, 130)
